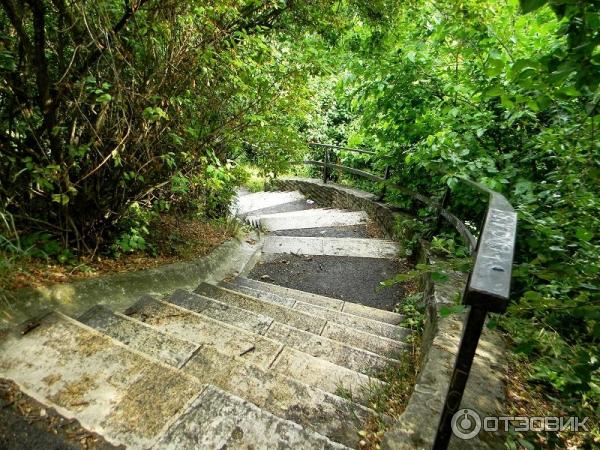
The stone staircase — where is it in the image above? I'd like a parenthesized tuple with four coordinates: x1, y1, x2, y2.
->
(0, 189, 411, 449)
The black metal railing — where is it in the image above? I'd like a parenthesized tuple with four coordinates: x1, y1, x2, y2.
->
(307, 142, 390, 200)
(302, 142, 517, 450)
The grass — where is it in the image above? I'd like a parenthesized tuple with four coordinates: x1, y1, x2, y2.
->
(355, 336, 422, 450)
(337, 290, 426, 450)
(503, 348, 598, 449)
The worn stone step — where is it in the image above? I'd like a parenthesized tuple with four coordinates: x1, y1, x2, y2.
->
(321, 322, 408, 358)
(153, 385, 346, 449)
(0, 312, 202, 449)
(200, 282, 407, 342)
(226, 276, 404, 325)
(266, 321, 398, 375)
(241, 198, 316, 218)
(168, 289, 274, 335)
(233, 191, 305, 216)
(124, 297, 373, 447)
(126, 295, 375, 402)
(262, 236, 399, 258)
(246, 208, 368, 231)
(191, 285, 324, 334)
(226, 277, 342, 309)
(180, 345, 369, 448)
(78, 304, 199, 368)
(176, 287, 395, 376)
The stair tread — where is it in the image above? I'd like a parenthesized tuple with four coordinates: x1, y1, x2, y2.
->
(262, 235, 399, 258)
(154, 385, 347, 449)
(202, 282, 408, 341)
(228, 276, 404, 324)
(191, 285, 325, 335)
(0, 312, 201, 449)
(233, 191, 305, 216)
(241, 198, 317, 218)
(265, 321, 399, 374)
(126, 295, 376, 402)
(180, 346, 368, 447)
(78, 304, 199, 368)
(246, 208, 368, 231)
(228, 277, 343, 310)
(169, 289, 274, 335)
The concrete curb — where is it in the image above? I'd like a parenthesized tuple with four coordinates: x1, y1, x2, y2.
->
(0, 231, 263, 330)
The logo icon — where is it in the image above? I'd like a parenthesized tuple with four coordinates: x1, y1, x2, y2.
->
(451, 408, 482, 440)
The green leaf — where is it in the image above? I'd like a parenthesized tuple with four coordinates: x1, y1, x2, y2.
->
(484, 85, 504, 97)
(575, 228, 593, 242)
(51, 193, 69, 205)
(485, 56, 505, 77)
(96, 93, 112, 104)
(439, 305, 466, 317)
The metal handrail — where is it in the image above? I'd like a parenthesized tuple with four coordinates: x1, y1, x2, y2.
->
(308, 142, 376, 155)
(301, 143, 517, 450)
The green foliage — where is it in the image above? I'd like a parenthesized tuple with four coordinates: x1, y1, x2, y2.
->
(0, 0, 349, 253)
(331, 0, 600, 444)
(111, 202, 154, 257)
(397, 292, 426, 333)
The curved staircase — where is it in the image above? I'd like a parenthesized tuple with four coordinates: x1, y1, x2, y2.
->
(0, 189, 412, 449)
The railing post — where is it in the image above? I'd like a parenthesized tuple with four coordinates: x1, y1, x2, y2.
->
(433, 185, 452, 235)
(377, 165, 390, 201)
(323, 147, 329, 183)
(433, 304, 489, 450)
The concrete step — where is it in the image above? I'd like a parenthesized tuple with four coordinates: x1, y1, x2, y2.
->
(246, 208, 368, 231)
(78, 304, 198, 368)
(200, 282, 408, 342)
(169, 289, 274, 335)
(124, 296, 373, 446)
(226, 276, 404, 325)
(241, 198, 317, 218)
(265, 321, 399, 375)
(192, 285, 324, 334)
(262, 235, 399, 258)
(0, 312, 351, 449)
(177, 287, 395, 376)
(321, 321, 408, 358)
(180, 345, 369, 448)
(233, 191, 305, 216)
(154, 385, 347, 449)
(0, 312, 202, 449)
(126, 295, 376, 402)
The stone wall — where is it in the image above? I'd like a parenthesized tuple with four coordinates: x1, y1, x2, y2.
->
(268, 177, 406, 239)
(271, 177, 506, 450)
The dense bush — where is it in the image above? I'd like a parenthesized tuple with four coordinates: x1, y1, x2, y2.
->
(0, 0, 339, 253)
(315, 0, 599, 445)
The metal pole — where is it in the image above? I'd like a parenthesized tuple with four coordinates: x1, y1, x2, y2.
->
(433, 185, 452, 235)
(323, 148, 329, 183)
(433, 304, 488, 450)
(377, 166, 390, 201)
